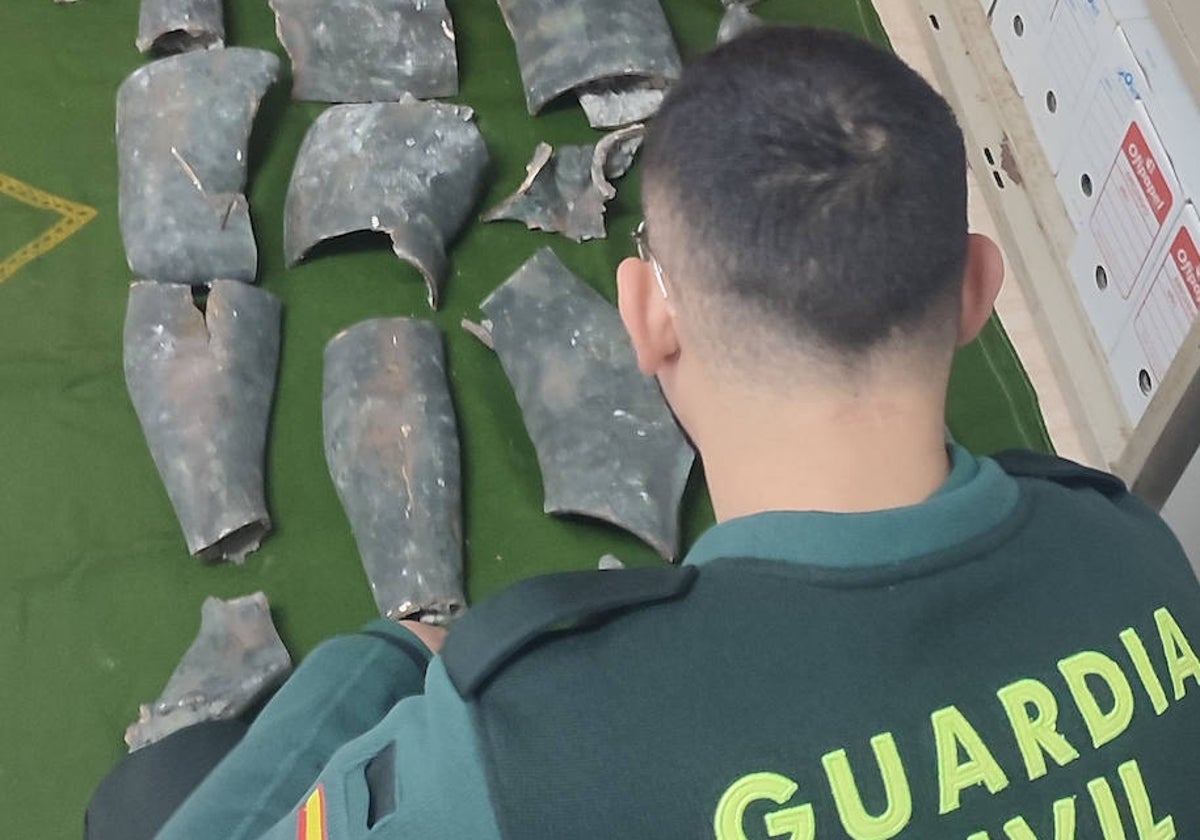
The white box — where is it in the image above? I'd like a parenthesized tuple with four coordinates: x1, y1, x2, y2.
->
(991, 0, 1053, 97)
(1069, 109, 1183, 350)
(1106, 204, 1200, 423)
(1026, 0, 1119, 171)
(1056, 28, 1149, 226)
(1120, 17, 1200, 203)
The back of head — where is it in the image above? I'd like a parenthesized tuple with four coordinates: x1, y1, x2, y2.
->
(642, 26, 969, 371)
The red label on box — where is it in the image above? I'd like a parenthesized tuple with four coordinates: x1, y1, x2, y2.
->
(1122, 123, 1174, 226)
(1172, 227, 1200, 310)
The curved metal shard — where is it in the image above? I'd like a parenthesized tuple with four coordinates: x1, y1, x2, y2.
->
(125, 593, 292, 752)
(496, 0, 681, 126)
(285, 99, 488, 309)
(323, 319, 465, 622)
(483, 125, 644, 242)
(481, 249, 694, 559)
(269, 0, 458, 102)
(717, 2, 764, 44)
(124, 281, 281, 562)
(117, 48, 279, 285)
(576, 79, 666, 130)
(137, 0, 224, 55)
(598, 554, 626, 570)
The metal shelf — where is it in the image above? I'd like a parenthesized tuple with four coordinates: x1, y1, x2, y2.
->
(1148, 0, 1200, 107)
(915, 0, 1200, 507)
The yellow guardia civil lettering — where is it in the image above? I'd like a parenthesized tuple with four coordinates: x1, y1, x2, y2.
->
(1118, 760, 1175, 840)
(711, 608, 1197, 837)
(999, 796, 1077, 840)
(1154, 608, 1200, 701)
(297, 784, 328, 840)
(1058, 652, 1135, 749)
(1120, 628, 1170, 715)
(713, 772, 814, 840)
(1087, 776, 1128, 839)
(964, 765, 1175, 840)
(997, 679, 1080, 781)
(964, 796, 1077, 840)
(931, 706, 1009, 814)
(821, 733, 912, 840)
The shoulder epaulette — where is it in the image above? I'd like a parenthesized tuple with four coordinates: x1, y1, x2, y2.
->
(991, 449, 1126, 497)
(441, 566, 698, 698)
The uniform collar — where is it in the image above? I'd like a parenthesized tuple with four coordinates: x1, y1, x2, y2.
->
(684, 444, 1019, 569)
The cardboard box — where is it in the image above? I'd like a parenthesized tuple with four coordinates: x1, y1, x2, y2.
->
(1069, 109, 1183, 350)
(1056, 27, 1149, 226)
(1106, 203, 1200, 422)
(991, 0, 1053, 97)
(1120, 16, 1200, 202)
(1026, 0, 1119, 171)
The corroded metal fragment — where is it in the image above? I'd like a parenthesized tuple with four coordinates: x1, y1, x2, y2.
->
(598, 554, 626, 571)
(483, 125, 643, 243)
(717, 1, 764, 43)
(481, 249, 694, 559)
(125, 593, 292, 752)
(137, 0, 224, 54)
(323, 319, 465, 622)
(269, 0, 458, 102)
(117, 48, 279, 285)
(495, 0, 682, 128)
(285, 98, 488, 309)
(124, 281, 281, 562)
(576, 79, 666, 130)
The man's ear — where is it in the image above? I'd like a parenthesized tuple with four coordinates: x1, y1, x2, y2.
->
(617, 256, 680, 376)
(956, 233, 1005, 347)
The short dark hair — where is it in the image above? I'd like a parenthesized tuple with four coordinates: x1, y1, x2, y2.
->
(642, 26, 969, 357)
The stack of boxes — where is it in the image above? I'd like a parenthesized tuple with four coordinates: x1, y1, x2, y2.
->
(985, 0, 1200, 425)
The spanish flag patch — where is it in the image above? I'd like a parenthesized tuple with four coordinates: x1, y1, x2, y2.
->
(297, 784, 328, 840)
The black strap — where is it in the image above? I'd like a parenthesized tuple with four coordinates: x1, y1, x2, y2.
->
(85, 720, 248, 840)
(442, 566, 698, 698)
(992, 449, 1126, 496)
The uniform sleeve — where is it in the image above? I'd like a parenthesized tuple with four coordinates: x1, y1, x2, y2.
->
(157, 619, 432, 840)
(253, 658, 505, 840)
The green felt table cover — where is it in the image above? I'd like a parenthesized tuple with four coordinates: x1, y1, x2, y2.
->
(0, 0, 1051, 834)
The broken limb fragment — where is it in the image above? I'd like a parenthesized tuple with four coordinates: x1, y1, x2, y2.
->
(284, 98, 488, 309)
(480, 249, 695, 560)
(268, 0, 458, 102)
(495, 0, 682, 128)
(123, 280, 282, 562)
(460, 317, 494, 349)
(717, 1, 764, 43)
(576, 79, 665, 131)
(125, 593, 292, 752)
(117, 48, 279, 285)
(323, 319, 466, 623)
(137, 0, 224, 55)
(483, 124, 644, 243)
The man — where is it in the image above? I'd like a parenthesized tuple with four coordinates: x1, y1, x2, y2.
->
(106, 26, 1200, 839)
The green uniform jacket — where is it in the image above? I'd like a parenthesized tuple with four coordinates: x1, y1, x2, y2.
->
(158, 448, 1200, 839)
